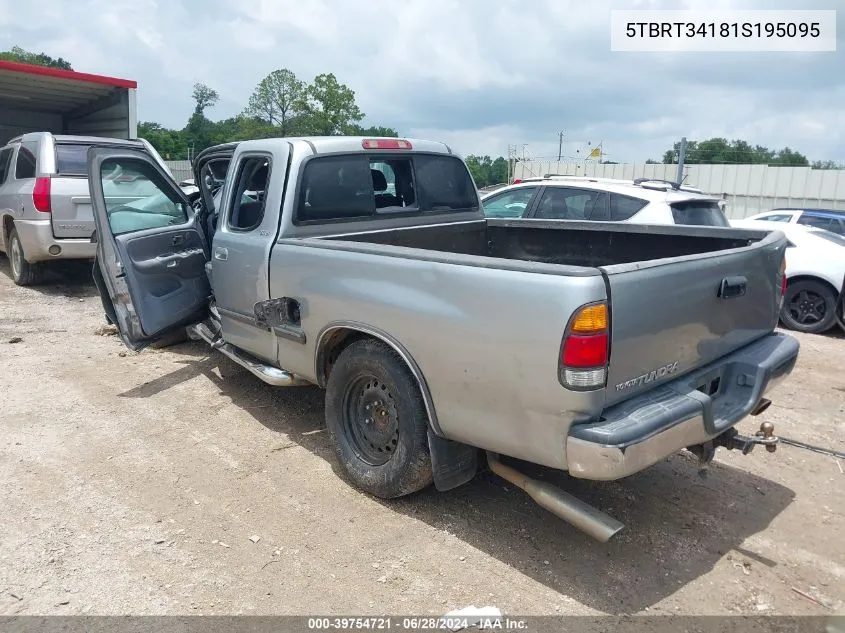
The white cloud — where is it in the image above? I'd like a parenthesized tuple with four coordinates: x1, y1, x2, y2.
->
(0, 0, 842, 163)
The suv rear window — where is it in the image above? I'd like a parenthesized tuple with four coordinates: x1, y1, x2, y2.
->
(297, 153, 477, 223)
(55, 144, 93, 176)
(670, 200, 730, 227)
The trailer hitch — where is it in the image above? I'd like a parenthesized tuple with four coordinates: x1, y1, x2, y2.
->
(688, 421, 778, 477)
(716, 421, 778, 456)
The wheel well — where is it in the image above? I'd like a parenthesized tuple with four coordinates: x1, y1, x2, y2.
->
(316, 326, 440, 433)
(2, 215, 14, 250)
(786, 275, 840, 298)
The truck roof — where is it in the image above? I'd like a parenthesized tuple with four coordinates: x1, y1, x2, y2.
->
(7, 132, 148, 147)
(220, 136, 454, 156)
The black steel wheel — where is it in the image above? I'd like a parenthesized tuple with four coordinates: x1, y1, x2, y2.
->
(325, 338, 433, 498)
(780, 279, 837, 334)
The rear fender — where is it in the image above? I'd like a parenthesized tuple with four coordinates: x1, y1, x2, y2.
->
(315, 322, 479, 490)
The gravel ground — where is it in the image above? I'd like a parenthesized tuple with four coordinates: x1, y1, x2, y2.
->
(0, 258, 843, 617)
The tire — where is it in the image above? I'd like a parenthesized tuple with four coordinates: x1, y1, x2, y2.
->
(8, 228, 44, 286)
(780, 279, 837, 334)
(325, 338, 433, 499)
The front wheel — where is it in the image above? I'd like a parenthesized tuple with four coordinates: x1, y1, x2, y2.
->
(780, 280, 837, 334)
(325, 338, 433, 499)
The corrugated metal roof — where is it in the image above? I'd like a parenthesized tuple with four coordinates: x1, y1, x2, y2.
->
(0, 60, 136, 114)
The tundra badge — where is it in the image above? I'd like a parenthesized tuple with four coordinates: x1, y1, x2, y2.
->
(615, 361, 679, 392)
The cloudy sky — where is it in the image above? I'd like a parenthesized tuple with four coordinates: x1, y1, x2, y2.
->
(1, 0, 843, 163)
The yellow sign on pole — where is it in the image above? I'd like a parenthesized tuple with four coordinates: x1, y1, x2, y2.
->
(588, 146, 602, 158)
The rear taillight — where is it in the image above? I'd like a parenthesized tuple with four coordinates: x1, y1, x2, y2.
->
(780, 257, 787, 297)
(512, 179, 522, 184)
(32, 177, 51, 213)
(560, 302, 609, 390)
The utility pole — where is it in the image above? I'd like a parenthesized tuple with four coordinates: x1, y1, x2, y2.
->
(676, 136, 687, 184)
(557, 131, 564, 162)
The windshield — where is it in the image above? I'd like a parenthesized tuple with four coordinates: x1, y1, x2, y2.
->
(670, 200, 730, 227)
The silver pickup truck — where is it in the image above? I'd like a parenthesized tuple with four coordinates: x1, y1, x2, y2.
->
(88, 136, 799, 541)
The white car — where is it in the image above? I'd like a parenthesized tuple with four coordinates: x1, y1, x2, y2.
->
(732, 219, 845, 334)
(479, 175, 729, 227)
(744, 208, 845, 236)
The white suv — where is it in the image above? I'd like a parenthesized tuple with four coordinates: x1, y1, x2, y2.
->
(480, 175, 730, 227)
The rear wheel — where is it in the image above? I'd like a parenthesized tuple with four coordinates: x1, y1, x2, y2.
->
(780, 279, 837, 334)
(325, 338, 433, 498)
(8, 228, 44, 286)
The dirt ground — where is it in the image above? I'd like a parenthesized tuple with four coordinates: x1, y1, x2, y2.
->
(0, 258, 843, 618)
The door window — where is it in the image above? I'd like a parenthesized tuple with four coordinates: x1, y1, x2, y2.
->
(99, 157, 189, 235)
(533, 187, 607, 220)
(482, 187, 537, 218)
(228, 156, 271, 231)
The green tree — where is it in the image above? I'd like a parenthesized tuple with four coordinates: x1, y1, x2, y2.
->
(137, 121, 189, 160)
(662, 138, 809, 166)
(811, 160, 845, 170)
(191, 83, 219, 116)
(0, 46, 72, 70)
(244, 69, 307, 136)
(304, 73, 364, 135)
(350, 125, 399, 137)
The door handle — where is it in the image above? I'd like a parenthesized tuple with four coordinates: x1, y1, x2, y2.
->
(718, 276, 747, 299)
(214, 247, 228, 261)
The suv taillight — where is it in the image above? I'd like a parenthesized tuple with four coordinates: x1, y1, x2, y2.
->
(560, 302, 609, 390)
(32, 177, 51, 213)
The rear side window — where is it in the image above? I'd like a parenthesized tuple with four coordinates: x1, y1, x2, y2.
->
(533, 187, 607, 220)
(797, 214, 836, 232)
(296, 153, 476, 223)
(609, 194, 648, 221)
(0, 147, 13, 184)
(55, 144, 94, 176)
(670, 200, 730, 227)
(15, 141, 37, 179)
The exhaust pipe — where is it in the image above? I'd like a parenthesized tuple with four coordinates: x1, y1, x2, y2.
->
(750, 397, 772, 416)
(486, 452, 624, 543)
(189, 322, 310, 388)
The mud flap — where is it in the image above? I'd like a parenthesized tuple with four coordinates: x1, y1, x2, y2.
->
(427, 430, 478, 492)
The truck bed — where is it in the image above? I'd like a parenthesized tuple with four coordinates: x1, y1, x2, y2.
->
(309, 217, 786, 409)
(319, 218, 764, 269)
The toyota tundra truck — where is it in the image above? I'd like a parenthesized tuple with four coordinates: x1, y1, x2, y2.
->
(87, 136, 799, 541)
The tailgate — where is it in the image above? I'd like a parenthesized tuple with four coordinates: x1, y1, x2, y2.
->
(601, 232, 786, 407)
(49, 178, 96, 239)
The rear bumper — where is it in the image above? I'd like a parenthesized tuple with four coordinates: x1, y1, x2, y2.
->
(12, 219, 96, 262)
(566, 332, 799, 481)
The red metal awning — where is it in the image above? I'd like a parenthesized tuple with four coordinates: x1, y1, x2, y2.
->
(0, 60, 136, 114)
